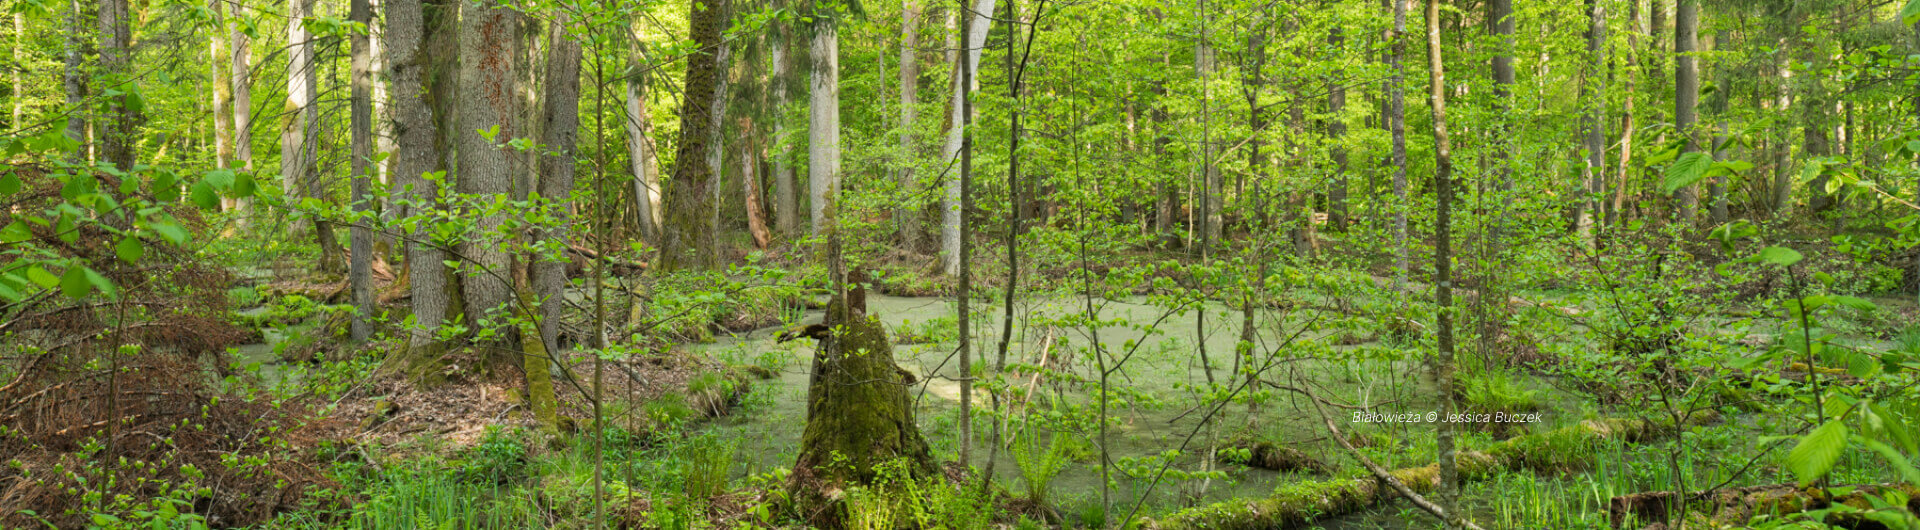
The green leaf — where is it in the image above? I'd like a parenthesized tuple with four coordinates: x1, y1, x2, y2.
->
(26, 266, 57, 288)
(1846, 352, 1879, 378)
(1903, 0, 1919, 25)
(1787, 419, 1849, 487)
(202, 169, 236, 189)
(0, 172, 19, 196)
(59, 265, 91, 298)
(190, 181, 220, 209)
(1759, 246, 1803, 267)
(1663, 152, 1714, 195)
(150, 221, 189, 244)
(115, 236, 145, 264)
(0, 220, 29, 244)
(153, 171, 179, 202)
(1829, 295, 1876, 311)
(233, 173, 257, 198)
(1859, 437, 1920, 486)
(83, 267, 116, 299)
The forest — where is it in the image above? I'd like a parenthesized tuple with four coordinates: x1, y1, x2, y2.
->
(1, 0, 1919, 526)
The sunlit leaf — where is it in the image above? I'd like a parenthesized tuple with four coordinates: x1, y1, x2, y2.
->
(1788, 420, 1848, 487)
(115, 236, 145, 264)
(1759, 246, 1803, 267)
(1663, 152, 1714, 195)
(59, 265, 90, 298)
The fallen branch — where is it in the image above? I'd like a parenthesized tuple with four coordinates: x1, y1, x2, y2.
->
(1608, 482, 1920, 529)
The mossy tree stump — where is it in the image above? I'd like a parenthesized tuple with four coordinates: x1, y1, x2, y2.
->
(788, 303, 937, 528)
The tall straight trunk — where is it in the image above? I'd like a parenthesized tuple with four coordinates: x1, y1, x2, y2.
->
(1390, 0, 1408, 292)
(1489, 0, 1512, 191)
(456, 0, 519, 337)
(350, 0, 374, 342)
(211, 0, 232, 178)
(659, 0, 724, 271)
(1707, 36, 1729, 225)
(1327, 25, 1348, 230)
(98, 0, 136, 174)
(286, 0, 341, 270)
(1802, 29, 1834, 215)
(1576, 0, 1606, 241)
(1153, 52, 1173, 241)
(953, 0, 974, 467)
(1610, 0, 1639, 227)
(1244, 27, 1266, 224)
(1195, 0, 1219, 252)
(771, 32, 798, 236)
(535, 15, 581, 359)
(13, 13, 25, 129)
(897, 0, 922, 249)
(808, 20, 839, 237)
(370, 0, 393, 204)
(940, 0, 995, 275)
(232, 0, 253, 179)
(625, 26, 662, 241)
(385, 0, 448, 358)
(708, 36, 731, 263)
(63, 0, 86, 163)
(1424, 0, 1460, 523)
(1672, 0, 1699, 224)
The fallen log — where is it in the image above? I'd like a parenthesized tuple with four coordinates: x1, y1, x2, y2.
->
(1609, 483, 1920, 529)
(1142, 413, 1717, 530)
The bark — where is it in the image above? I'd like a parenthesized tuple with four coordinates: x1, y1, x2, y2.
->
(62, 0, 86, 163)
(455, 0, 519, 339)
(789, 302, 938, 527)
(231, 0, 253, 178)
(708, 36, 731, 264)
(535, 14, 581, 366)
(10, 13, 22, 129)
(624, 27, 662, 242)
(97, 0, 136, 175)
(940, 0, 995, 276)
(383, 0, 450, 378)
(1576, 0, 1606, 241)
(771, 32, 798, 236)
(1673, 0, 1699, 224)
(1389, 0, 1408, 292)
(210, 0, 232, 185)
(808, 18, 839, 237)
(1153, 51, 1174, 242)
(897, 0, 923, 249)
(1489, 0, 1513, 191)
(1195, 0, 1219, 252)
(350, 0, 375, 342)
(1424, 0, 1459, 521)
(285, 0, 341, 271)
(1611, 0, 1639, 227)
(658, 0, 725, 271)
(743, 131, 771, 248)
(1327, 25, 1348, 231)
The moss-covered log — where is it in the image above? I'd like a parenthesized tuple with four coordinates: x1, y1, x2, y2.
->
(788, 304, 937, 528)
(1609, 483, 1920, 529)
(1143, 414, 1717, 529)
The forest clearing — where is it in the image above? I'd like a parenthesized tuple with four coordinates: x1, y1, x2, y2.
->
(2, 0, 1920, 527)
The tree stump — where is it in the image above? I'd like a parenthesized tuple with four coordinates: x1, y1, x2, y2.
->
(788, 298, 937, 528)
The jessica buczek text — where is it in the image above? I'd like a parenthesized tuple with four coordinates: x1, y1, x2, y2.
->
(1351, 410, 1544, 423)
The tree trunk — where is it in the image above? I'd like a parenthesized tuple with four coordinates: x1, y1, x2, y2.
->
(1195, 0, 1219, 252)
(533, 13, 581, 394)
(1672, 0, 1699, 224)
(11, 12, 22, 129)
(659, 0, 725, 271)
(743, 131, 772, 248)
(1424, 0, 1460, 523)
(809, 18, 840, 243)
(897, 0, 923, 249)
(1390, 0, 1408, 292)
(1576, 0, 1605, 242)
(383, 0, 453, 383)
(456, 0, 519, 339)
(940, 0, 995, 276)
(771, 33, 799, 237)
(1326, 25, 1347, 231)
(210, 0, 233, 201)
(98, 0, 136, 174)
(789, 301, 938, 527)
(350, 0, 375, 342)
(708, 36, 731, 264)
(1489, 0, 1512, 193)
(62, 0, 86, 163)
(232, 0, 253, 187)
(625, 28, 662, 242)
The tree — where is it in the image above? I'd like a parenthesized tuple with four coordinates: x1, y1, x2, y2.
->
(659, 0, 726, 271)
(624, 29, 662, 242)
(530, 13, 582, 430)
(350, 0, 374, 342)
(940, 0, 994, 276)
(210, 0, 233, 208)
(1195, 0, 1219, 252)
(1326, 22, 1348, 230)
(771, 23, 799, 236)
(284, 0, 341, 272)
(384, 0, 451, 378)
(61, 0, 85, 163)
(808, 4, 839, 238)
(98, 0, 136, 175)
(455, 0, 519, 339)
(1575, 0, 1605, 241)
(897, 0, 923, 249)
(1673, 0, 1699, 224)
(1389, 0, 1408, 292)
(1424, 0, 1461, 523)
(232, 0, 254, 202)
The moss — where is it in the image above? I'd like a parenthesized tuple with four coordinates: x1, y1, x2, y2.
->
(789, 309, 938, 528)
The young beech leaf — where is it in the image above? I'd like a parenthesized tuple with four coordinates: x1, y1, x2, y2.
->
(58, 265, 90, 298)
(190, 181, 220, 209)
(1788, 419, 1848, 487)
(1759, 246, 1803, 267)
(115, 236, 144, 264)
(1663, 152, 1714, 195)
